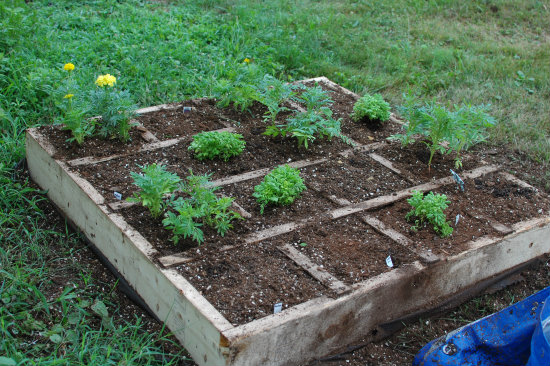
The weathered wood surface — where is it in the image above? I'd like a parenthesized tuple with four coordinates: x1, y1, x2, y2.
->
(26, 129, 233, 366)
(279, 243, 351, 295)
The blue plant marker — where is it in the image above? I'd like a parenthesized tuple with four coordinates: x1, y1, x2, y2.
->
(114, 191, 122, 200)
(450, 169, 465, 192)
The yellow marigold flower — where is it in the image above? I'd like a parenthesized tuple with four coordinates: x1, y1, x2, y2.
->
(95, 74, 117, 87)
(63, 63, 75, 71)
(63, 94, 74, 99)
(243, 58, 251, 64)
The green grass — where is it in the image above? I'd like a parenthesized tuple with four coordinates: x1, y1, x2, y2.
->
(1, 0, 549, 363)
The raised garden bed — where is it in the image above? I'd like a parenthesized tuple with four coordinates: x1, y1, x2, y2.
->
(26, 77, 550, 366)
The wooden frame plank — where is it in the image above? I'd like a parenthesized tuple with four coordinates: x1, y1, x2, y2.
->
(26, 130, 233, 366)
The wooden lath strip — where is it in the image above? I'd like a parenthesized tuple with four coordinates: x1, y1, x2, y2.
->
(330, 165, 499, 220)
(135, 122, 159, 143)
(279, 243, 351, 295)
(245, 221, 305, 245)
(159, 244, 239, 268)
(338, 142, 385, 158)
(136, 103, 180, 114)
(368, 152, 415, 183)
(361, 214, 440, 264)
(210, 158, 328, 187)
(466, 212, 514, 236)
(68, 127, 236, 167)
(499, 171, 539, 192)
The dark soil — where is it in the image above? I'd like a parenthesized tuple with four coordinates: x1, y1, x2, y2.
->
(46, 124, 147, 160)
(378, 140, 480, 183)
(372, 172, 549, 257)
(28, 167, 550, 366)
(32, 78, 550, 365)
(265, 215, 421, 285)
(177, 241, 328, 325)
(137, 99, 226, 140)
(300, 150, 410, 204)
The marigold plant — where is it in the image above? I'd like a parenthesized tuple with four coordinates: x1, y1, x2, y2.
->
(95, 74, 117, 87)
(90, 73, 137, 141)
(63, 62, 75, 71)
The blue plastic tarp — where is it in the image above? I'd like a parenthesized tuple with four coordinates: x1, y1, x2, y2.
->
(413, 286, 550, 366)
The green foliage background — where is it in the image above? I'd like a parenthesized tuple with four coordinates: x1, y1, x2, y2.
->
(1, 0, 548, 363)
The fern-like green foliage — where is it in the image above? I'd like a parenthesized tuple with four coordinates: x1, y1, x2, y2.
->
(162, 172, 242, 245)
(263, 84, 351, 148)
(188, 131, 245, 161)
(56, 94, 94, 145)
(389, 92, 496, 169)
(282, 109, 342, 148)
(351, 93, 391, 122)
(53, 65, 94, 144)
(256, 75, 296, 122)
(128, 164, 181, 219)
(406, 190, 453, 237)
(89, 87, 138, 142)
(298, 84, 333, 111)
(253, 165, 306, 214)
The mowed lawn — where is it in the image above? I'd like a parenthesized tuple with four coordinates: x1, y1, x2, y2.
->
(1, 0, 548, 364)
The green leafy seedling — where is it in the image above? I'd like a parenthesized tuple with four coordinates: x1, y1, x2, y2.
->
(188, 131, 246, 161)
(253, 165, 306, 214)
(406, 190, 453, 237)
(256, 75, 296, 122)
(389, 93, 495, 170)
(264, 84, 352, 148)
(163, 172, 242, 245)
(351, 93, 391, 123)
(298, 84, 333, 111)
(128, 164, 181, 219)
(58, 105, 94, 145)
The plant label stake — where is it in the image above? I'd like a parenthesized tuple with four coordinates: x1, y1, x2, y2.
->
(273, 302, 283, 314)
(385, 255, 394, 268)
(450, 169, 465, 192)
(183, 106, 193, 113)
(114, 192, 122, 200)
